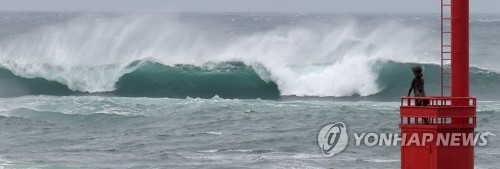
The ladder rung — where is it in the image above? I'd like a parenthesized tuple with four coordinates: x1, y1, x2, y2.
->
(442, 18, 452, 20)
(442, 31, 452, 34)
(443, 85, 452, 88)
(442, 72, 452, 74)
(442, 4, 452, 7)
(442, 52, 452, 54)
(442, 45, 452, 47)
(442, 58, 452, 60)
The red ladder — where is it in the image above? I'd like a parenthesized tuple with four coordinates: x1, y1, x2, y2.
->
(441, 0, 453, 96)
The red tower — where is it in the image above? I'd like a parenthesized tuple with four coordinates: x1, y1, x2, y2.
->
(400, 0, 476, 169)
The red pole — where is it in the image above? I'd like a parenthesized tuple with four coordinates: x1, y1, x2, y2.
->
(451, 0, 469, 98)
(400, 1, 475, 168)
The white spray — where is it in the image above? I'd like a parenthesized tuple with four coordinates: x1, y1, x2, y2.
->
(0, 14, 436, 97)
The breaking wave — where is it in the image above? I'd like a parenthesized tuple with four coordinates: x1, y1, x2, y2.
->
(0, 13, 498, 99)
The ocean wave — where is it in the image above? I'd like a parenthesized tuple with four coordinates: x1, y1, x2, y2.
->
(0, 14, 498, 99)
(1, 60, 500, 100)
(203, 131, 223, 135)
(0, 61, 280, 99)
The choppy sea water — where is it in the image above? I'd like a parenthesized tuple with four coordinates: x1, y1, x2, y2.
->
(0, 96, 499, 168)
(0, 12, 499, 168)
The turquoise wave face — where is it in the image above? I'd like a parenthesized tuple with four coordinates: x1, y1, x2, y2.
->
(1, 60, 499, 100)
(0, 67, 75, 97)
(114, 61, 280, 99)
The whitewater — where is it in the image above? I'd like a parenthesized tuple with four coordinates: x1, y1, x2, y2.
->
(0, 12, 445, 98)
(0, 12, 499, 168)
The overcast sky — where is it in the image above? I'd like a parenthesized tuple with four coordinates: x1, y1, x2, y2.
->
(0, 0, 498, 13)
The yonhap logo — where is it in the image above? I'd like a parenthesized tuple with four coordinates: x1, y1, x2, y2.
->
(318, 122, 348, 157)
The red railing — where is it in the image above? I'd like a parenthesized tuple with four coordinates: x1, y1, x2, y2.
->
(400, 96, 477, 126)
(401, 96, 476, 107)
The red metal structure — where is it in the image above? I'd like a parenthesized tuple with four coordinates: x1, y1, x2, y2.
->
(400, 0, 476, 168)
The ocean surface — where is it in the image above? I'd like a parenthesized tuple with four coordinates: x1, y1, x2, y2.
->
(0, 12, 499, 168)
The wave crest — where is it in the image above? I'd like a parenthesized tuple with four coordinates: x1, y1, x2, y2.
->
(2, 13, 497, 99)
